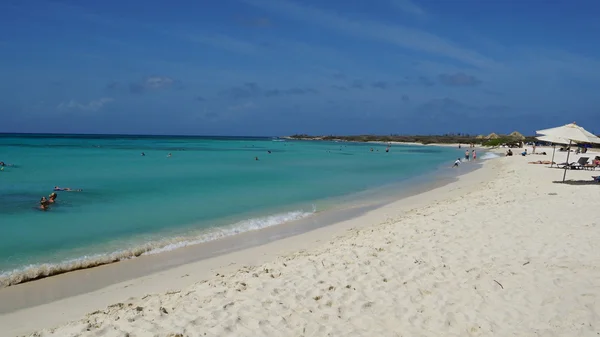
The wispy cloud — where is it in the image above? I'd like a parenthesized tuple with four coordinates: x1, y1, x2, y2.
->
(57, 98, 114, 112)
(438, 72, 482, 86)
(183, 33, 260, 55)
(331, 85, 348, 91)
(372, 81, 391, 89)
(144, 76, 174, 89)
(228, 101, 256, 111)
(397, 76, 435, 87)
(244, 0, 496, 68)
(390, 0, 426, 17)
(220, 82, 262, 99)
(350, 79, 365, 89)
(221, 83, 318, 99)
(236, 17, 272, 28)
(129, 76, 175, 94)
(264, 88, 318, 97)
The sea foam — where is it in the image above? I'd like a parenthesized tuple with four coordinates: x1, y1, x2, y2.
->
(0, 207, 315, 288)
(480, 152, 500, 160)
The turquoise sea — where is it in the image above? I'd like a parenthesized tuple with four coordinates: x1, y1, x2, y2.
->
(0, 134, 463, 287)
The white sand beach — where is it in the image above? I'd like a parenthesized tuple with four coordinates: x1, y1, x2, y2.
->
(2, 147, 600, 337)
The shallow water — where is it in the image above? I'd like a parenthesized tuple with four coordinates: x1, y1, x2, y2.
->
(0, 134, 462, 286)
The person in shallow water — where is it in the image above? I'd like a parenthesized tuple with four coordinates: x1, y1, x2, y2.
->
(48, 192, 57, 203)
(40, 197, 50, 211)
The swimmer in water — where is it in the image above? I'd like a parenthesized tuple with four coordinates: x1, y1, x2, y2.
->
(141, 152, 145, 156)
(40, 197, 50, 211)
(255, 156, 259, 161)
(48, 192, 57, 203)
(167, 153, 172, 157)
(53, 186, 82, 192)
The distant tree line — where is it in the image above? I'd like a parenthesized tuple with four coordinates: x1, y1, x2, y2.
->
(287, 134, 536, 146)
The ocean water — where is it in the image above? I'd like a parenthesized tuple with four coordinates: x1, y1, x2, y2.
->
(0, 134, 462, 287)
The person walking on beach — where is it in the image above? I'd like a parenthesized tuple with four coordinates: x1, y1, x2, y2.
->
(465, 150, 470, 161)
(472, 150, 477, 160)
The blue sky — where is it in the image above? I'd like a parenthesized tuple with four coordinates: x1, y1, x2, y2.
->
(1, 0, 599, 136)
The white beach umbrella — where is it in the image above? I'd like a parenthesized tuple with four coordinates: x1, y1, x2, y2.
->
(535, 134, 570, 145)
(536, 122, 600, 181)
(536, 123, 600, 144)
(535, 135, 571, 168)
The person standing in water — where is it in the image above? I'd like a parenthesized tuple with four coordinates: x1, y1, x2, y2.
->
(40, 197, 50, 211)
(465, 150, 470, 161)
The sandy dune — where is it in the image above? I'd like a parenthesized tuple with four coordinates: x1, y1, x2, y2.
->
(5, 148, 600, 336)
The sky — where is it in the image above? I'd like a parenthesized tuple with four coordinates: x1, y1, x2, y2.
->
(1, 0, 600, 136)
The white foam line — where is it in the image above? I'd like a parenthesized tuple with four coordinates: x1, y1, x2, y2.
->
(0, 206, 316, 288)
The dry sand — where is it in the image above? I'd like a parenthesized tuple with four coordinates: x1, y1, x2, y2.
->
(3, 147, 600, 337)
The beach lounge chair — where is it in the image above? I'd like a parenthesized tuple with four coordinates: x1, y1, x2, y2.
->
(558, 157, 589, 170)
(571, 157, 590, 170)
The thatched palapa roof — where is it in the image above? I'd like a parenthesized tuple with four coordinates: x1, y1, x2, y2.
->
(509, 131, 525, 140)
(475, 135, 485, 139)
(486, 133, 500, 139)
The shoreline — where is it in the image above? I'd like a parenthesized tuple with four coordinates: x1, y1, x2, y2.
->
(10, 147, 600, 336)
(0, 152, 489, 335)
(0, 144, 470, 291)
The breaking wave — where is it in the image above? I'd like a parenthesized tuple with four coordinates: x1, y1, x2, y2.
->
(0, 206, 316, 288)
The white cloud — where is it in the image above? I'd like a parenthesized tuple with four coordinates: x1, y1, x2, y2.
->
(390, 0, 426, 16)
(144, 76, 174, 89)
(57, 97, 114, 112)
(244, 0, 497, 68)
